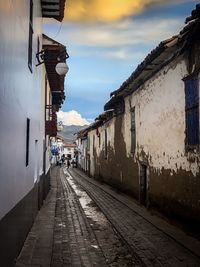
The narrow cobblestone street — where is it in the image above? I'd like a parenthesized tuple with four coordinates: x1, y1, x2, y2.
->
(16, 166, 200, 267)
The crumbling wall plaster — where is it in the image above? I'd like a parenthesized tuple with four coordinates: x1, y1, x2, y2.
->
(123, 58, 199, 176)
(88, 118, 116, 177)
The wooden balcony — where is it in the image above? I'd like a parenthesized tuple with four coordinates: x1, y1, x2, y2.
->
(45, 121, 57, 136)
(45, 105, 57, 136)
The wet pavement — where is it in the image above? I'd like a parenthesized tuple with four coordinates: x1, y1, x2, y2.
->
(15, 166, 200, 267)
(62, 169, 140, 267)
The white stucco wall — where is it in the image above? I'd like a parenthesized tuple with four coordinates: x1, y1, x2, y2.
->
(89, 131, 95, 176)
(123, 57, 199, 176)
(63, 146, 76, 158)
(0, 0, 44, 219)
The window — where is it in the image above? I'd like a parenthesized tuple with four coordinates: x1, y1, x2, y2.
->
(130, 107, 136, 152)
(99, 133, 101, 148)
(139, 164, 148, 206)
(93, 135, 95, 154)
(28, 0, 33, 72)
(37, 36, 40, 54)
(104, 129, 107, 159)
(184, 78, 199, 148)
(26, 118, 30, 166)
(87, 136, 90, 152)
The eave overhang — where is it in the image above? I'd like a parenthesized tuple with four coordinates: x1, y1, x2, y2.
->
(76, 121, 102, 138)
(42, 34, 68, 110)
(41, 0, 66, 21)
(109, 3, 200, 101)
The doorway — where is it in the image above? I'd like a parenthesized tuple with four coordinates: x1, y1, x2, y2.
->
(139, 164, 148, 206)
(34, 140, 39, 183)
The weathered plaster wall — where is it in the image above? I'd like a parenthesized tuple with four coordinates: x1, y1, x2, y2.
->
(123, 55, 200, 221)
(89, 118, 115, 180)
(88, 53, 199, 225)
(89, 116, 139, 198)
(124, 57, 199, 175)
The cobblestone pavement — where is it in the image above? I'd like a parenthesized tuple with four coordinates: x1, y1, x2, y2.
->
(68, 168, 200, 267)
(61, 169, 141, 267)
(51, 167, 108, 267)
(15, 166, 140, 267)
(15, 166, 200, 267)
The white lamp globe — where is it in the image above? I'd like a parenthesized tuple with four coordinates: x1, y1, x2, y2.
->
(55, 62, 69, 75)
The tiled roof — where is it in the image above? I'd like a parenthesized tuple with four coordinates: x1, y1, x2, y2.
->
(106, 4, 200, 105)
(185, 3, 200, 23)
(76, 120, 103, 138)
(76, 109, 117, 138)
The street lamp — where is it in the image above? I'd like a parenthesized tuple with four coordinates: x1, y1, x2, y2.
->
(36, 48, 69, 76)
(55, 62, 69, 76)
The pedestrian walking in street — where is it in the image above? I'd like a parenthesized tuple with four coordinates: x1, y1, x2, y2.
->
(67, 158, 71, 169)
(61, 154, 65, 165)
(71, 158, 75, 168)
(58, 158, 62, 167)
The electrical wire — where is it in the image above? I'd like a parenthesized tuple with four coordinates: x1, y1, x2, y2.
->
(50, 21, 63, 39)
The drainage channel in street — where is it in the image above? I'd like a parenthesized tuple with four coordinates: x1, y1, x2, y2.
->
(63, 167, 142, 267)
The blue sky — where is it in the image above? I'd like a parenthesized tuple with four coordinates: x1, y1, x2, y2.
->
(44, 0, 198, 125)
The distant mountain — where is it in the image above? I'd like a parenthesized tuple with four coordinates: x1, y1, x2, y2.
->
(57, 125, 88, 143)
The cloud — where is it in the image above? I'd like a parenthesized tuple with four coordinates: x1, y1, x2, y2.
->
(63, 17, 183, 48)
(64, 0, 191, 22)
(65, 0, 143, 22)
(53, 16, 183, 63)
(57, 110, 90, 126)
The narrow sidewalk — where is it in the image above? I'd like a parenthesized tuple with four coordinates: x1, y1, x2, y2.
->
(15, 167, 58, 267)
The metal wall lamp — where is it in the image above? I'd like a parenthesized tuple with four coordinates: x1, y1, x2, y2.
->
(36, 48, 69, 75)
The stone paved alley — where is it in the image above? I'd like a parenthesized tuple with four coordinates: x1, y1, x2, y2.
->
(15, 166, 200, 267)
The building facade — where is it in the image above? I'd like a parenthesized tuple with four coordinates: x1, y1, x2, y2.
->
(76, 128, 92, 174)
(63, 143, 77, 159)
(0, 1, 67, 266)
(77, 5, 200, 233)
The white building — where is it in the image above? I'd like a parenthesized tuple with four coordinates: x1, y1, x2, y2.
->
(63, 143, 77, 159)
(76, 128, 91, 174)
(0, 1, 67, 265)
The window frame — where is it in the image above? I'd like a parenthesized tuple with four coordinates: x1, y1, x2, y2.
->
(93, 135, 95, 155)
(26, 118, 30, 166)
(99, 132, 101, 148)
(130, 107, 136, 153)
(184, 77, 199, 151)
(28, 0, 33, 72)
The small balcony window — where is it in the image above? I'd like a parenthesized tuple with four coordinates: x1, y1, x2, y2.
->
(28, 0, 33, 72)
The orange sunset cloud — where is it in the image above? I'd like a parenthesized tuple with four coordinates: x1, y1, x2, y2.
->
(64, 0, 169, 22)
